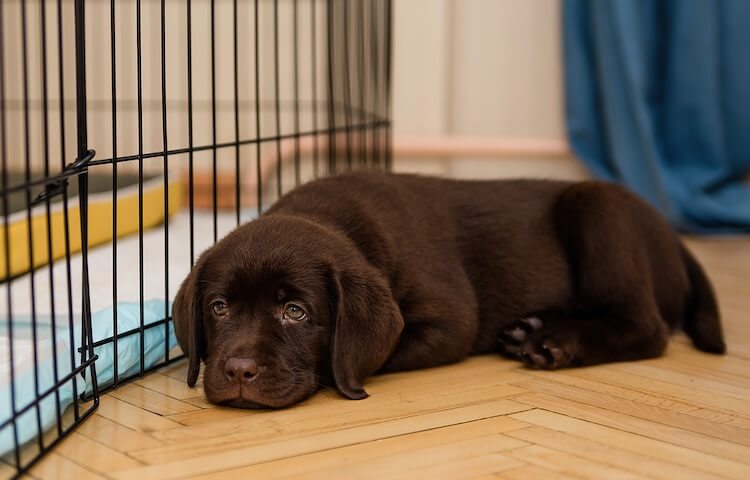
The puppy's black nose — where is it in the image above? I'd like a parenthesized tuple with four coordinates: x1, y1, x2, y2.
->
(224, 357, 259, 384)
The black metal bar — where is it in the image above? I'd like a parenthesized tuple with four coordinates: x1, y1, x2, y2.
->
(370, 0, 378, 170)
(311, 0, 319, 178)
(187, 0, 195, 266)
(368, 0, 377, 169)
(293, 0, 301, 186)
(74, 0, 99, 404)
(326, 0, 336, 174)
(0, 0, 21, 468)
(371, 0, 380, 170)
(376, 1, 386, 169)
(20, 0, 45, 451)
(233, 0, 241, 225)
(0, 121, 389, 191)
(85, 121, 388, 168)
(385, 0, 393, 170)
(110, 0, 120, 389)
(59, 0, 80, 423)
(357, 0, 367, 169)
(255, 0, 262, 215)
(161, 0, 170, 363)
(274, 0, 283, 197)
(39, 0, 64, 439)
(0, 164, 100, 196)
(136, 0, 145, 377)
(342, 0, 353, 170)
(85, 316, 172, 349)
(74, 1, 89, 161)
(211, 0, 218, 243)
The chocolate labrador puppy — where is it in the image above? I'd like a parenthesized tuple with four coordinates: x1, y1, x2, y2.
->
(173, 173, 725, 408)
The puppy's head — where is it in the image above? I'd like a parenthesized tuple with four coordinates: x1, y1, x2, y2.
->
(173, 215, 403, 408)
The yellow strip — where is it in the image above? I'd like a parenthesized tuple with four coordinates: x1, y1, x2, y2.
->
(0, 181, 183, 280)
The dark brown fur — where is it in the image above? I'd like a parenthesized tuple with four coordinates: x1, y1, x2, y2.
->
(173, 174, 725, 408)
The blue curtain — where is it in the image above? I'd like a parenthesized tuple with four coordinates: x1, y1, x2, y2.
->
(563, 0, 750, 233)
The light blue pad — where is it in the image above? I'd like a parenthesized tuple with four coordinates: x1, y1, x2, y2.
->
(0, 300, 177, 456)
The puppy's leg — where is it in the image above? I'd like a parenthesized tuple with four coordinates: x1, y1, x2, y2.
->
(380, 271, 479, 373)
(499, 182, 673, 369)
(499, 308, 668, 369)
(380, 322, 470, 373)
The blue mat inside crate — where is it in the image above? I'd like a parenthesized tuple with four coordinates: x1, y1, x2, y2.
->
(0, 300, 177, 456)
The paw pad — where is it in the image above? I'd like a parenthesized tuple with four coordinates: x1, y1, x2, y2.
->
(498, 316, 573, 370)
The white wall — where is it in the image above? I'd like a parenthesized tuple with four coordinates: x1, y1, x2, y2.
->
(392, 0, 586, 180)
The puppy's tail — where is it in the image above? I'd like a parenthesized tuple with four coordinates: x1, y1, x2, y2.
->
(681, 245, 725, 354)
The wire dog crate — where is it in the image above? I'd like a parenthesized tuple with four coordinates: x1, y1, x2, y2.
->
(0, 0, 391, 476)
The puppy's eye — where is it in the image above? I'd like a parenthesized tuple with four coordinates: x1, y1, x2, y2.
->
(211, 301, 229, 316)
(283, 303, 307, 322)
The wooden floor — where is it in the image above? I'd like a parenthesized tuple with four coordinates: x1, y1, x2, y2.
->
(26, 237, 750, 479)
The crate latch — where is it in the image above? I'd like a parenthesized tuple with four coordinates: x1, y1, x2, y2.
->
(30, 149, 96, 206)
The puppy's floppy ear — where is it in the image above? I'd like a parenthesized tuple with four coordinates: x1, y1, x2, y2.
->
(173, 262, 204, 387)
(330, 261, 404, 400)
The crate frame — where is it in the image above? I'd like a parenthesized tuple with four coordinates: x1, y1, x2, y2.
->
(0, 0, 391, 476)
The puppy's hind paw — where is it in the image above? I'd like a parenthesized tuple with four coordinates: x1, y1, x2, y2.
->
(498, 316, 543, 357)
(520, 339, 569, 370)
(499, 314, 581, 369)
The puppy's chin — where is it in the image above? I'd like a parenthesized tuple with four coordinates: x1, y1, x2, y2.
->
(206, 383, 316, 409)
(220, 396, 271, 409)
